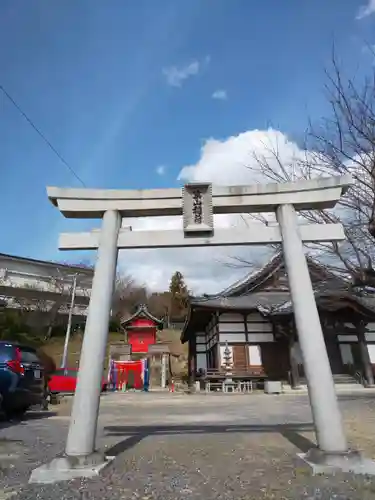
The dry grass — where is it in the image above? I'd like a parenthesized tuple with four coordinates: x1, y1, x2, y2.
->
(42, 331, 123, 369)
(42, 329, 187, 375)
(157, 329, 188, 379)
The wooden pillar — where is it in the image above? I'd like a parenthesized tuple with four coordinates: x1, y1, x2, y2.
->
(215, 312, 220, 369)
(289, 335, 301, 389)
(358, 324, 375, 387)
(187, 336, 193, 386)
(187, 334, 196, 392)
(243, 313, 250, 367)
(284, 320, 301, 389)
(216, 342, 220, 369)
(275, 320, 300, 388)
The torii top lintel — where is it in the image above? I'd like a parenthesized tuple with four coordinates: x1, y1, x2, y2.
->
(47, 175, 353, 219)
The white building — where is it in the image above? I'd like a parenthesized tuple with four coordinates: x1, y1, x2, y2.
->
(0, 253, 93, 332)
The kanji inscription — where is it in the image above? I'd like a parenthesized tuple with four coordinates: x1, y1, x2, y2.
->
(192, 189, 203, 224)
(183, 183, 213, 234)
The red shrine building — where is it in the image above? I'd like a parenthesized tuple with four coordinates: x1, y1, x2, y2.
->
(121, 304, 164, 354)
(107, 305, 169, 390)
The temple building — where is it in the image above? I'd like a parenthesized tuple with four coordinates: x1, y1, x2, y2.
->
(181, 252, 375, 389)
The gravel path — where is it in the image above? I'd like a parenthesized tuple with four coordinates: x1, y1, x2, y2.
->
(1, 393, 375, 499)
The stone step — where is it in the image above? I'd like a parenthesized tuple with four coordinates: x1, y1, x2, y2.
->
(298, 375, 360, 385)
(283, 382, 367, 393)
(333, 377, 359, 385)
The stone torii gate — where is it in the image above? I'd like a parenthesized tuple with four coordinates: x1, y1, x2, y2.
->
(30, 175, 375, 483)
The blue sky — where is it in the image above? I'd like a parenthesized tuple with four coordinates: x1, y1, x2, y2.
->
(1, 0, 375, 291)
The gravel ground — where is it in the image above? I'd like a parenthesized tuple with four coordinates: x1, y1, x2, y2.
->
(1, 392, 375, 499)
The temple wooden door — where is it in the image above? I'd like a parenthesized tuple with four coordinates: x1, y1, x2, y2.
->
(232, 345, 247, 370)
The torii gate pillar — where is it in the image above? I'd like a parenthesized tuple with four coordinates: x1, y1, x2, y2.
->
(65, 210, 121, 456)
(277, 204, 347, 452)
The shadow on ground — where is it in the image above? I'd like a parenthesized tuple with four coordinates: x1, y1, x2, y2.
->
(104, 423, 316, 458)
(0, 410, 57, 430)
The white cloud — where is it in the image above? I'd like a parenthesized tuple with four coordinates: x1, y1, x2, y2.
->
(156, 165, 166, 175)
(162, 57, 209, 87)
(212, 89, 227, 100)
(357, 0, 375, 19)
(163, 61, 199, 87)
(178, 129, 307, 184)
(118, 129, 315, 295)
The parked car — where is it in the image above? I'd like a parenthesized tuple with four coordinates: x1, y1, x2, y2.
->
(0, 341, 45, 418)
(48, 368, 107, 395)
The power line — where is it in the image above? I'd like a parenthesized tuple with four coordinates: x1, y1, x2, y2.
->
(1, 84, 86, 187)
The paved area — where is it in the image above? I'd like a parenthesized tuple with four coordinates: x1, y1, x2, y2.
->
(1, 392, 375, 499)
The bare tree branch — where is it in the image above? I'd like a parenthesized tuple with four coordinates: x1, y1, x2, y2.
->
(240, 51, 375, 290)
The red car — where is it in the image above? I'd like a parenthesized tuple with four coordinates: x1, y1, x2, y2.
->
(48, 368, 107, 395)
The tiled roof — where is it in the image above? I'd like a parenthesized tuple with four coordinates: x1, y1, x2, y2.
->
(257, 291, 375, 317)
(181, 252, 375, 343)
(191, 250, 349, 302)
(190, 292, 290, 311)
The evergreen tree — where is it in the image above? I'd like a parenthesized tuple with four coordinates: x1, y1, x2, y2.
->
(169, 271, 189, 319)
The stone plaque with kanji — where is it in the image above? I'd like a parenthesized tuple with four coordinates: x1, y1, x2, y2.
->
(183, 183, 213, 234)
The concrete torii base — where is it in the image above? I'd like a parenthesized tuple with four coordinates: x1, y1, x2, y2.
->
(29, 452, 115, 484)
(298, 448, 375, 476)
(29, 448, 375, 484)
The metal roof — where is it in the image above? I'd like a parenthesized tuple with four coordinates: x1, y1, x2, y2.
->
(0, 252, 94, 276)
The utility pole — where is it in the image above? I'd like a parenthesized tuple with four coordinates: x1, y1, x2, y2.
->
(61, 274, 78, 369)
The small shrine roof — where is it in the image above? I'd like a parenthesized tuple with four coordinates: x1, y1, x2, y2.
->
(120, 304, 164, 329)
